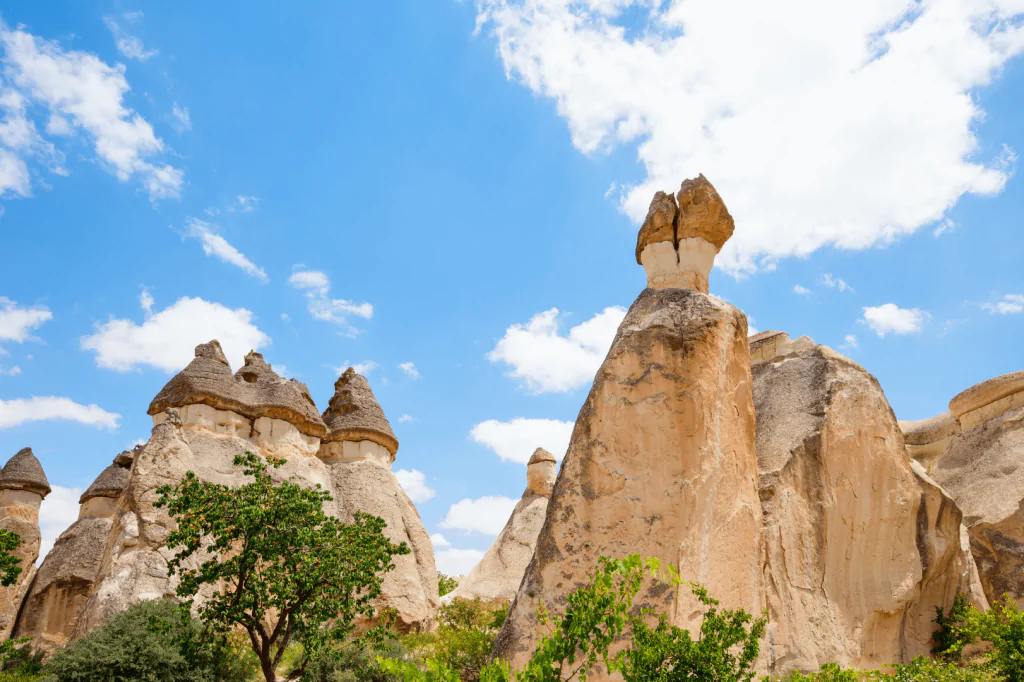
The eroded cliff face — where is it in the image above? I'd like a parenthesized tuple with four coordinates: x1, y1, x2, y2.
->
(753, 342, 984, 673)
(494, 286, 764, 673)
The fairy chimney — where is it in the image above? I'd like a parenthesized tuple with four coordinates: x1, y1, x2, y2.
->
(0, 448, 51, 637)
(319, 367, 399, 465)
(525, 447, 557, 497)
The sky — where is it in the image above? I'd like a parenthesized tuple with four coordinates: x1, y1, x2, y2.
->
(0, 1, 1022, 573)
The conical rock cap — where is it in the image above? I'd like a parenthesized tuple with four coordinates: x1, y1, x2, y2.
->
(322, 368, 398, 455)
(79, 463, 130, 504)
(0, 447, 50, 496)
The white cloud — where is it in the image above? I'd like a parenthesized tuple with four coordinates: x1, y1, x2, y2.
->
(0, 365, 21, 376)
(81, 296, 270, 372)
(861, 303, 928, 337)
(982, 294, 1024, 315)
(0, 22, 182, 199)
(235, 195, 260, 212)
(933, 218, 956, 238)
(170, 103, 191, 132)
(440, 495, 518, 535)
(394, 468, 436, 503)
(280, 313, 291, 323)
(288, 268, 373, 333)
(840, 334, 859, 350)
(399, 414, 414, 423)
(793, 284, 811, 295)
(37, 485, 82, 564)
(103, 16, 158, 61)
(489, 307, 626, 393)
(0, 396, 120, 429)
(139, 287, 154, 315)
(471, 417, 573, 464)
(476, 0, 1023, 274)
(435, 548, 485, 577)
(399, 362, 421, 379)
(821, 273, 853, 293)
(0, 297, 51, 343)
(430, 532, 450, 548)
(331, 360, 378, 376)
(185, 218, 269, 282)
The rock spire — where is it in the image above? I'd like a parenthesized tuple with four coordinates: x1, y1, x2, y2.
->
(320, 367, 398, 463)
(0, 448, 50, 638)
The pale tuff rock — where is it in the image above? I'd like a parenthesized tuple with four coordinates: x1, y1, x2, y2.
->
(449, 449, 557, 604)
(949, 370, 1024, 432)
(495, 286, 764, 671)
(148, 342, 327, 440)
(749, 330, 815, 368)
(0, 448, 50, 638)
(321, 369, 438, 630)
(899, 412, 960, 468)
(635, 175, 735, 293)
(13, 454, 130, 648)
(753, 345, 985, 672)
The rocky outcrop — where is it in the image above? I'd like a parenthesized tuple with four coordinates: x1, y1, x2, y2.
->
(0, 448, 50, 638)
(320, 369, 438, 630)
(13, 450, 133, 648)
(753, 342, 985, 672)
(496, 178, 764, 672)
(448, 448, 556, 604)
(899, 412, 960, 470)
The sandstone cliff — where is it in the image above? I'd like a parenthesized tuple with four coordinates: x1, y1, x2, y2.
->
(0, 448, 50, 638)
(448, 448, 557, 604)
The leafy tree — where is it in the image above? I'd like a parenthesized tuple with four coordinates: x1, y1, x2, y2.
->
(966, 594, 1024, 682)
(879, 655, 997, 681)
(0, 530, 22, 588)
(155, 452, 409, 682)
(934, 593, 978, 659)
(438, 574, 459, 598)
(433, 598, 509, 681)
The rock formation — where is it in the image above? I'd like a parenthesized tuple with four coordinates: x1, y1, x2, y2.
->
(320, 368, 439, 629)
(13, 449, 134, 648)
(899, 412, 960, 470)
(495, 177, 765, 671)
(927, 371, 1024, 605)
(0, 448, 50, 638)
(752, 337, 984, 672)
(448, 448, 557, 604)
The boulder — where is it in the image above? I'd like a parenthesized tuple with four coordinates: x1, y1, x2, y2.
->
(0, 448, 50, 638)
(495, 177, 764, 672)
(448, 448, 557, 604)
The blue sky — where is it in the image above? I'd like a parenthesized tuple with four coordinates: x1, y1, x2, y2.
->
(0, 1, 1022, 572)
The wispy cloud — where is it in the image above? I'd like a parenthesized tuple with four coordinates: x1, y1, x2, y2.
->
(981, 294, 1024, 315)
(289, 267, 372, 333)
(103, 16, 158, 61)
(0, 396, 120, 429)
(184, 218, 269, 282)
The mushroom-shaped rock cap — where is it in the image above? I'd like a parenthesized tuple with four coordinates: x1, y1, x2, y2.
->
(634, 175, 734, 264)
(528, 448, 556, 466)
(0, 447, 51, 496)
(635, 191, 678, 264)
(79, 463, 130, 504)
(949, 370, 1024, 420)
(148, 341, 327, 439)
(322, 368, 398, 455)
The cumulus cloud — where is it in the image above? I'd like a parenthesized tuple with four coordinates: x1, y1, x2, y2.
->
(861, 303, 928, 337)
(184, 218, 269, 282)
(435, 548, 485, 577)
(103, 16, 158, 61)
(289, 268, 373, 333)
(394, 468, 436, 503)
(471, 417, 573, 464)
(489, 307, 625, 393)
(476, 0, 1023, 273)
(0, 297, 51, 344)
(399, 362, 421, 379)
(0, 396, 120, 429)
(37, 485, 81, 563)
(982, 294, 1024, 315)
(440, 495, 517, 535)
(430, 532, 450, 547)
(0, 22, 182, 200)
(81, 296, 270, 372)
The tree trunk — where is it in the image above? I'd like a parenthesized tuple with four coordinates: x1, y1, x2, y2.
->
(260, 652, 278, 682)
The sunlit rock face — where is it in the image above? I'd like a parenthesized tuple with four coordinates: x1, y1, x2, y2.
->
(752, 341, 985, 674)
(448, 448, 557, 604)
(496, 177, 765, 676)
(0, 448, 50, 638)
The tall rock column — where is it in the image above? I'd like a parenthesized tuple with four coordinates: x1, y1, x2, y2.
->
(449, 448, 557, 603)
(0, 448, 51, 638)
(319, 368, 439, 631)
(494, 176, 764, 672)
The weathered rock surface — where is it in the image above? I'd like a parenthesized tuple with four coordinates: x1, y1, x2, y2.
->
(449, 448, 557, 604)
(899, 412, 960, 469)
(753, 342, 985, 672)
(495, 283, 764, 669)
(0, 448, 50, 638)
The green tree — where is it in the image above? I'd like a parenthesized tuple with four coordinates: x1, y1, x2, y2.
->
(155, 452, 409, 682)
(934, 593, 977, 659)
(0, 530, 22, 588)
(967, 594, 1024, 682)
(438, 574, 459, 598)
(433, 598, 509, 681)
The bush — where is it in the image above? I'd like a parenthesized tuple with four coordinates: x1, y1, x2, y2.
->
(301, 639, 407, 682)
(781, 663, 861, 681)
(879, 655, 996, 681)
(967, 594, 1024, 682)
(433, 599, 508, 682)
(438, 575, 459, 598)
(934, 594, 978, 659)
(43, 598, 254, 682)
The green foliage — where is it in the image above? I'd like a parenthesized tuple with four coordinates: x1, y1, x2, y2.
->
(433, 599, 508, 681)
(878, 655, 997, 681)
(302, 638, 407, 682)
(438, 574, 459, 598)
(0, 530, 22, 588)
(934, 594, 978, 659)
(43, 598, 249, 682)
(155, 451, 409, 682)
(965, 594, 1024, 682)
(377, 657, 464, 682)
(781, 663, 861, 681)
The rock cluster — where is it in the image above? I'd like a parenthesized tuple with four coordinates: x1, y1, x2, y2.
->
(0, 448, 50, 638)
(448, 448, 557, 604)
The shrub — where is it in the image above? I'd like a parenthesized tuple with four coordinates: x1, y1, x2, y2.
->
(934, 594, 978, 659)
(782, 663, 860, 681)
(433, 599, 508, 681)
(438, 575, 459, 598)
(879, 655, 996, 681)
(966, 594, 1024, 682)
(301, 638, 407, 682)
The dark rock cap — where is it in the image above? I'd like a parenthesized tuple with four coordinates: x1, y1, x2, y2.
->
(528, 448, 556, 466)
(79, 463, 130, 504)
(0, 447, 51, 497)
(147, 341, 327, 439)
(321, 368, 398, 455)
